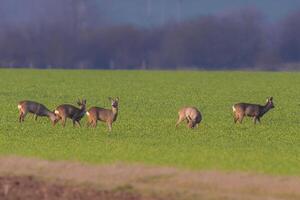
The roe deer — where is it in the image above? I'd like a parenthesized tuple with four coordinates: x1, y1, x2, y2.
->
(17, 100, 57, 125)
(232, 97, 275, 124)
(86, 97, 119, 132)
(175, 107, 202, 129)
(54, 99, 86, 127)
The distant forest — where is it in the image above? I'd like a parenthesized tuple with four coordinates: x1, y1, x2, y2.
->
(1, 1, 300, 70)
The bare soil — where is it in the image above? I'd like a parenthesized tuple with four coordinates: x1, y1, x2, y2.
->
(0, 176, 140, 200)
(0, 156, 300, 200)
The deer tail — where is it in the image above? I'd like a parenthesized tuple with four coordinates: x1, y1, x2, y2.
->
(232, 105, 236, 113)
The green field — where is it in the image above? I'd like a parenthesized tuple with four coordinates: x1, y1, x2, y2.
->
(0, 69, 299, 175)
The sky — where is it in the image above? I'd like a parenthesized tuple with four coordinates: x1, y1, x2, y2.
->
(1, 0, 300, 27)
(102, 0, 300, 26)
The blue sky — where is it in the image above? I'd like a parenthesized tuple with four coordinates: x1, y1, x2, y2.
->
(102, 0, 300, 26)
(1, 0, 300, 26)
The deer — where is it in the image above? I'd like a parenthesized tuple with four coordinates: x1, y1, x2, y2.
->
(232, 97, 275, 124)
(86, 97, 119, 132)
(17, 100, 57, 125)
(175, 106, 202, 129)
(53, 99, 87, 127)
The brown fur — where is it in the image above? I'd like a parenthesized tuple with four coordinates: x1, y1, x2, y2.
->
(54, 99, 86, 127)
(232, 97, 275, 124)
(86, 97, 119, 132)
(175, 107, 202, 129)
(17, 100, 57, 125)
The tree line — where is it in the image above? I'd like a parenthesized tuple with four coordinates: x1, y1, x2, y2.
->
(0, 3, 300, 70)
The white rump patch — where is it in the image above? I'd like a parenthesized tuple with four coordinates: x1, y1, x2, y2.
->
(54, 110, 59, 115)
(232, 105, 236, 112)
(86, 111, 90, 116)
(17, 104, 22, 109)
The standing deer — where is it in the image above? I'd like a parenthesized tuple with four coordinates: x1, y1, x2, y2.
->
(17, 100, 57, 125)
(86, 97, 119, 132)
(232, 97, 275, 124)
(175, 107, 202, 129)
(54, 99, 87, 127)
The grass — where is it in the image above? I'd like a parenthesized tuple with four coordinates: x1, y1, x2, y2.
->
(0, 69, 300, 175)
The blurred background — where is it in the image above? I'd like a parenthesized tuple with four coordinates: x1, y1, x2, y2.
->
(1, 0, 300, 70)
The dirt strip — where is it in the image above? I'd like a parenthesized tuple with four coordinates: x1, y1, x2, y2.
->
(0, 156, 300, 200)
(0, 176, 141, 200)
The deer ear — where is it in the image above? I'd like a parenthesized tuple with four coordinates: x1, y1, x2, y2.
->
(115, 97, 119, 102)
(269, 97, 273, 101)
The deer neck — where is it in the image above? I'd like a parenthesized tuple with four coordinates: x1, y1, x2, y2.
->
(79, 106, 86, 116)
(112, 106, 118, 120)
(112, 106, 118, 115)
(43, 108, 51, 116)
(46, 110, 56, 122)
(260, 103, 271, 116)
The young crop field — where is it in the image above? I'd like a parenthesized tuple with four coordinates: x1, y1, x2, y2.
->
(0, 69, 300, 175)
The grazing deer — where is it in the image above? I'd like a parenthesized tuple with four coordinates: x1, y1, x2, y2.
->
(232, 97, 275, 124)
(54, 99, 87, 127)
(175, 107, 202, 129)
(17, 100, 57, 125)
(86, 97, 119, 132)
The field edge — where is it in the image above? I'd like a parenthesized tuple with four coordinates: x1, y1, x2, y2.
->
(0, 156, 300, 200)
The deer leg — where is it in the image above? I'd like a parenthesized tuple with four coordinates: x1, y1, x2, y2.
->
(192, 123, 197, 129)
(86, 116, 91, 128)
(19, 112, 23, 123)
(175, 116, 185, 128)
(61, 117, 66, 127)
(21, 112, 27, 122)
(93, 120, 98, 128)
(187, 121, 192, 128)
(86, 121, 91, 128)
(238, 115, 244, 124)
(233, 114, 238, 124)
(71, 116, 80, 127)
(34, 114, 38, 121)
(52, 120, 56, 127)
(87, 120, 95, 128)
(76, 120, 81, 127)
(257, 117, 261, 124)
(253, 116, 261, 124)
(107, 122, 112, 132)
(188, 120, 195, 129)
(234, 118, 238, 123)
(89, 119, 96, 128)
(253, 117, 257, 124)
(53, 117, 60, 126)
